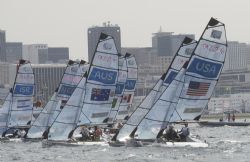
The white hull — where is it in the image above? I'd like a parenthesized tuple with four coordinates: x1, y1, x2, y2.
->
(42, 140, 108, 147)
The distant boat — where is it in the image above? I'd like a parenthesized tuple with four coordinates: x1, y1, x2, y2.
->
(114, 53, 138, 122)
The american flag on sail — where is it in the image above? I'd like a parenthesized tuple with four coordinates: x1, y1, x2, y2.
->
(186, 81, 210, 96)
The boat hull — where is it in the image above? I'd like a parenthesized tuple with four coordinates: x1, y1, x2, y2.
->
(199, 121, 250, 127)
(42, 140, 108, 147)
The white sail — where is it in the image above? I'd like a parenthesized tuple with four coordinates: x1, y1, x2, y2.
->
(115, 37, 197, 141)
(115, 53, 137, 121)
(169, 17, 227, 122)
(27, 60, 87, 139)
(49, 61, 88, 126)
(78, 33, 119, 125)
(7, 60, 35, 129)
(107, 56, 128, 123)
(48, 74, 87, 141)
(0, 93, 12, 135)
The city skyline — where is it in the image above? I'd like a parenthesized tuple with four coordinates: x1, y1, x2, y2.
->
(1, 0, 250, 61)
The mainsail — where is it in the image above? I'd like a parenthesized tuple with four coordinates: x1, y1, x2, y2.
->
(107, 55, 128, 123)
(48, 73, 87, 141)
(0, 93, 12, 136)
(115, 37, 197, 141)
(7, 60, 35, 129)
(168, 17, 227, 122)
(27, 60, 87, 139)
(115, 53, 138, 121)
(78, 33, 119, 126)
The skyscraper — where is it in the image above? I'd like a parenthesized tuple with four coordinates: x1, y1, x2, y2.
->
(6, 42, 23, 63)
(152, 32, 195, 56)
(88, 22, 121, 62)
(0, 29, 6, 62)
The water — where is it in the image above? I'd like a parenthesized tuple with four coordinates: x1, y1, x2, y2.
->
(0, 124, 250, 162)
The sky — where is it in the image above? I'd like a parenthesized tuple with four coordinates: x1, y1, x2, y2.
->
(1, 0, 250, 60)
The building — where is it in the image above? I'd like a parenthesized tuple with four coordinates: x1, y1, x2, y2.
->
(88, 22, 121, 62)
(48, 47, 69, 63)
(0, 29, 6, 62)
(152, 31, 195, 56)
(32, 64, 66, 104)
(208, 93, 250, 114)
(6, 42, 22, 63)
(0, 62, 13, 86)
(223, 41, 250, 71)
(22, 44, 48, 64)
(122, 47, 154, 66)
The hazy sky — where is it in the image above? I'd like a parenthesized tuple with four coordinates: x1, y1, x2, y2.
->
(1, 0, 249, 60)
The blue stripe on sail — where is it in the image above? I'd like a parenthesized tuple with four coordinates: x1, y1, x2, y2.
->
(88, 67, 117, 84)
(115, 83, 125, 95)
(187, 58, 222, 79)
(164, 71, 178, 84)
(14, 84, 34, 95)
(58, 85, 76, 96)
(125, 80, 136, 90)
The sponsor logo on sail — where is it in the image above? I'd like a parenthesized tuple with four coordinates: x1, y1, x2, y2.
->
(211, 30, 222, 39)
(14, 84, 34, 95)
(58, 85, 76, 96)
(103, 42, 112, 50)
(88, 67, 117, 84)
(187, 58, 222, 79)
(70, 66, 78, 73)
(202, 43, 225, 55)
(125, 80, 136, 90)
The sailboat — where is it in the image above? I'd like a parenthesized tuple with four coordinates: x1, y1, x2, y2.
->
(0, 60, 35, 139)
(115, 53, 138, 122)
(77, 33, 119, 127)
(111, 17, 226, 147)
(26, 60, 88, 140)
(110, 37, 197, 145)
(42, 33, 120, 146)
(107, 55, 128, 123)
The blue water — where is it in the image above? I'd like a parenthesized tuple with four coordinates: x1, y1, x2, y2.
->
(0, 124, 249, 162)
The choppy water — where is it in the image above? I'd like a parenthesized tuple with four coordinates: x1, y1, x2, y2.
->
(0, 123, 250, 162)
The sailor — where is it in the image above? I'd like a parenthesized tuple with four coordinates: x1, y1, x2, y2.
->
(163, 125, 180, 142)
(232, 113, 235, 122)
(179, 123, 190, 142)
(94, 126, 102, 141)
(80, 126, 90, 141)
